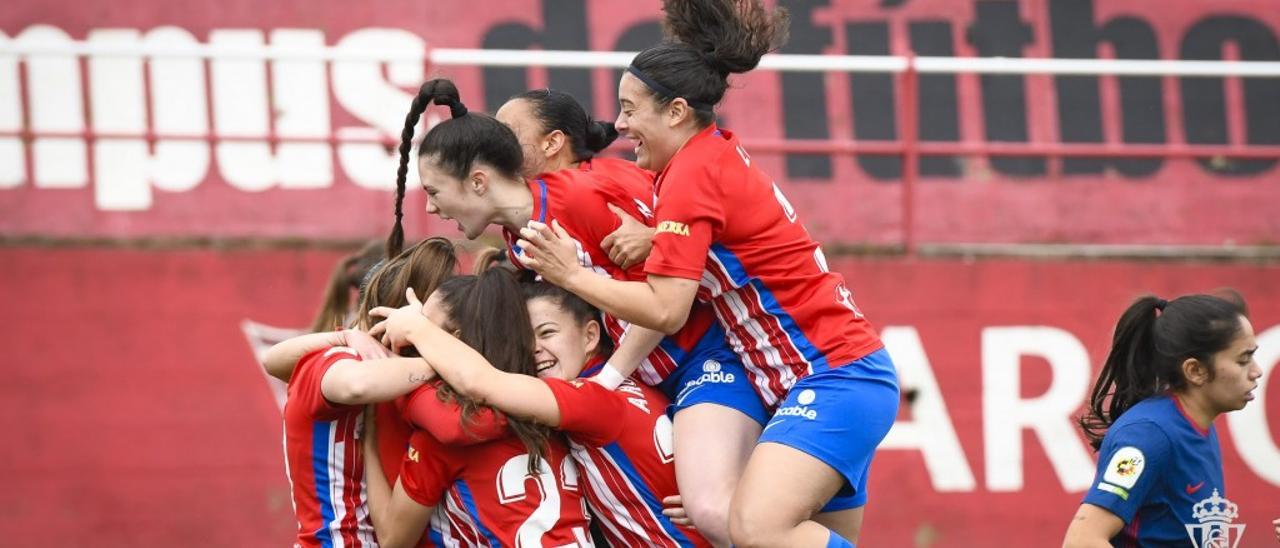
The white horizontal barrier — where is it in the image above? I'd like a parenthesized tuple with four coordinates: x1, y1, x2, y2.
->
(2, 41, 1279, 77)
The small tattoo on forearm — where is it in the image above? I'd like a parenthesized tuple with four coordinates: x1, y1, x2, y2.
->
(409, 373, 431, 383)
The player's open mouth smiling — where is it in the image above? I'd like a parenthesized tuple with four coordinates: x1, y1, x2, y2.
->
(536, 359, 557, 373)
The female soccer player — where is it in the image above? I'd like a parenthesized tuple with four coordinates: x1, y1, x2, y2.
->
(390, 80, 767, 544)
(373, 279, 710, 547)
(262, 237, 456, 548)
(1063, 293, 1262, 547)
(515, 1, 899, 546)
(494, 88, 656, 271)
(308, 239, 384, 333)
(361, 270, 593, 548)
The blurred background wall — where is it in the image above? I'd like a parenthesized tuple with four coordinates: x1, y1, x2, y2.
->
(1, 0, 1278, 545)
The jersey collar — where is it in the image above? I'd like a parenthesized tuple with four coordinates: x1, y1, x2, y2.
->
(1172, 393, 1212, 437)
(578, 356, 607, 379)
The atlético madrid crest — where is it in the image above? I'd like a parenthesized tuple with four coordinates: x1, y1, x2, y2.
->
(1185, 489, 1246, 548)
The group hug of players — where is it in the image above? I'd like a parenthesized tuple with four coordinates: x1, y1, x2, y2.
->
(264, 0, 1270, 546)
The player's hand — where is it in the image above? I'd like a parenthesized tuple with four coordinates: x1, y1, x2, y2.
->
(516, 219, 582, 286)
(661, 495, 694, 527)
(601, 203, 655, 270)
(368, 287, 429, 352)
(1272, 517, 1278, 543)
(342, 328, 392, 360)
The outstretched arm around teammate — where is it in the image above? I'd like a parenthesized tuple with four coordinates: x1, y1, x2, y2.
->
(371, 286, 569, 426)
(517, 218, 699, 334)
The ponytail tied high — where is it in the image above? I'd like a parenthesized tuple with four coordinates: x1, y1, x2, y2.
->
(387, 79, 467, 258)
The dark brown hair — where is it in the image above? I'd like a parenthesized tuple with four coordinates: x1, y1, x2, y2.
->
(353, 237, 459, 331)
(309, 240, 385, 332)
(389, 79, 524, 257)
(523, 280, 613, 360)
(1079, 292, 1248, 450)
(433, 269, 550, 472)
(509, 89, 619, 162)
(471, 247, 513, 275)
(629, 0, 789, 125)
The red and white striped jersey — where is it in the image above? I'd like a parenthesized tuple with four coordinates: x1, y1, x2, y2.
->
(282, 346, 377, 547)
(644, 125, 884, 409)
(546, 374, 710, 547)
(399, 427, 593, 547)
(503, 168, 717, 386)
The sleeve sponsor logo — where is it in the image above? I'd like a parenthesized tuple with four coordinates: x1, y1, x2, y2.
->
(656, 221, 690, 236)
(1102, 446, 1145, 489)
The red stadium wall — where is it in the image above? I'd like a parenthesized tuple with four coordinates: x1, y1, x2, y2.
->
(2, 0, 1280, 246)
(4, 0, 1280, 546)
(2, 247, 1277, 547)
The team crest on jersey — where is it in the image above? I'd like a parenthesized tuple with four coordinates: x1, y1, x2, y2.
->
(656, 221, 690, 236)
(1185, 489, 1246, 548)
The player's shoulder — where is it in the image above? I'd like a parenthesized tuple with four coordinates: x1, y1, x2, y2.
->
(586, 157, 654, 182)
(541, 169, 609, 204)
(291, 346, 357, 383)
(1104, 400, 1179, 455)
(1111, 395, 1179, 430)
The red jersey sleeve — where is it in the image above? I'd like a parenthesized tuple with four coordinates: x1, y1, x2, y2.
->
(289, 346, 360, 420)
(398, 430, 459, 508)
(402, 382, 510, 446)
(544, 378, 628, 447)
(645, 157, 722, 280)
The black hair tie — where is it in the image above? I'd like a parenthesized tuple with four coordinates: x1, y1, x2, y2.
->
(698, 50, 729, 76)
(1154, 297, 1168, 311)
(445, 99, 468, 119)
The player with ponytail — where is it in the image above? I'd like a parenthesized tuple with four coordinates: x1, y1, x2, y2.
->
(495, 89, 658, 269)
(390, 79, 768, 546)
(362, 269, 592, 548)
(515, 1, 899, 546)
(1064, 292, 1261, 547)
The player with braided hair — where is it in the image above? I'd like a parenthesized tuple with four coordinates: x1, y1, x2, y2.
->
(514, 1, 899, 546)
(388, 79, 769, 546)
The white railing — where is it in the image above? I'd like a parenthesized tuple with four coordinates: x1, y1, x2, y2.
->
(5, 42, 1280, 76)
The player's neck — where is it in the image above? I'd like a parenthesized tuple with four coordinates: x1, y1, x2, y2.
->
(544, 155, 577, 173)
(489, 178, 535, 232)
(1173, 391, 1217, 432)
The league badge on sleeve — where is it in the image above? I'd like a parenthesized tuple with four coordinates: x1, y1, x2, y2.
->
(1103, 446, 1145, 489)
(1095, 446, 1145, 500)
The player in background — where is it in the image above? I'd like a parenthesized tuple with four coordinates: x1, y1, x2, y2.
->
(372, 278, 711, 547)
(515, 1, 899, 546)
(1063, 292, 1262, 547)
(309, 239, 384, 333)
(261, 237, 457, 548)
(391, 80, 769, 545)
(361, 270, 593, 548)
